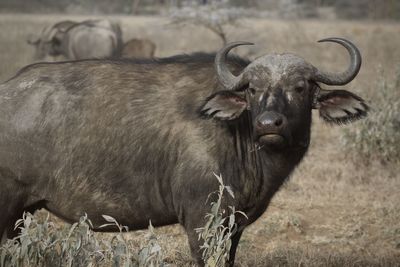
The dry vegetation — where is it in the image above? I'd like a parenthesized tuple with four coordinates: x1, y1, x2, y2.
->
(0, 14, 399, 266)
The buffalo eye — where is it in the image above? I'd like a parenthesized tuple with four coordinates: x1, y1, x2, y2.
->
(248, 88, 256, 96)
(295, 86, 305, 93)
(52, 37, 61, 46)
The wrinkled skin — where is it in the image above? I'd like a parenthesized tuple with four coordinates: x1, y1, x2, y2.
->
(238, 54, 317, 149)
(0, 39, 368, 266)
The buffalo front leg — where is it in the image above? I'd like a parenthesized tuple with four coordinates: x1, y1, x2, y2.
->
(227, 230, 243, 267)
(185, 228, 205, 267)
(184, 226, 244, 267)
(183, 211, 244, 267)
(180, 202, 209, 266)
(0, 221, 8, 244)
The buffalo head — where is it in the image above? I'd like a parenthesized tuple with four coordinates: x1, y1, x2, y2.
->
(201, 38, 369, 150)
(27, 20, 76, 60)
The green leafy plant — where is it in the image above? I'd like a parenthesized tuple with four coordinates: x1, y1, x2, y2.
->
(196, 173, 247, 267)
(0, 213, 165, 267)
(0, 213, 102, 267)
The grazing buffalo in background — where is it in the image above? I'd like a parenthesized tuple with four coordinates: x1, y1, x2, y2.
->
(27, 19, 123, 60)
(27, 20, 77, 60)
(121, 38, 156, 58)
(0, 38, 368, 266)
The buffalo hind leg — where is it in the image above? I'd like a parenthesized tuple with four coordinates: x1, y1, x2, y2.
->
(0, 175, 44, 243)
(0, 200, 21, 244)
(0, 220, 9, 244)
(6, 200, 47, 240)
(1, 201, 46, 244)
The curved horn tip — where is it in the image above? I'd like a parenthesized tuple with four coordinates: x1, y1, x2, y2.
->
(317, 37, 356, 44)
(224, 41, 255, 47)
(314, 37, 362, 86)
(316, 37, 361, 59)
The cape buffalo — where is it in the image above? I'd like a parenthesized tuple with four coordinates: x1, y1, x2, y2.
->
(0, 38, 368, 266)
(27, 20, 77, 60)
(27, 19, 123, 60)
(121, 38, 156, 58)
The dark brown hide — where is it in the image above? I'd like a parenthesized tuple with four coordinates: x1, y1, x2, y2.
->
(0, 43, 368, 266)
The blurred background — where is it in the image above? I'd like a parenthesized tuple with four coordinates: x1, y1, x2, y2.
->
(1, 0, 400, 20)
(0, 0, 399, 266)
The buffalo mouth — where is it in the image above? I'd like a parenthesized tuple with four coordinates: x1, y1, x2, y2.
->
(257, 133, 286, 146)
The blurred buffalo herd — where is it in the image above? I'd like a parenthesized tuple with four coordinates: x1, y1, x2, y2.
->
(27, 19, 156, 61)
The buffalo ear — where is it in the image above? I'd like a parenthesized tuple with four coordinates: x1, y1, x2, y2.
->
(200, 91, 247, 120)
(314, 89, 369, 124)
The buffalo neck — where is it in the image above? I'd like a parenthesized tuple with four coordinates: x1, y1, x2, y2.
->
(217, 113, 309, 216)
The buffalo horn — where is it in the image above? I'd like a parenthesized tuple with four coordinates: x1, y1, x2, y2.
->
(215, 41, 253, 90)
(314, 37, 362, 86)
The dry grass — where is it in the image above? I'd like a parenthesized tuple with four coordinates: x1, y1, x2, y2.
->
(0, 14, 399, 266)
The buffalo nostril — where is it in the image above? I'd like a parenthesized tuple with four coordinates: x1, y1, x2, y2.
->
(256, 112, 286, 130)
(274, 118, 283, 127)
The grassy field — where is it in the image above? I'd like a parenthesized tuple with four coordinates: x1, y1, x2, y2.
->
(0, 14, 399, 266)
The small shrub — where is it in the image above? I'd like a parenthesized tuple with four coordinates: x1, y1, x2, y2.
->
(0, 213, 166, 267)
(341, 67, 400, 164)
(195, 173, 247, 267)
(0, 213, 101, 267)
